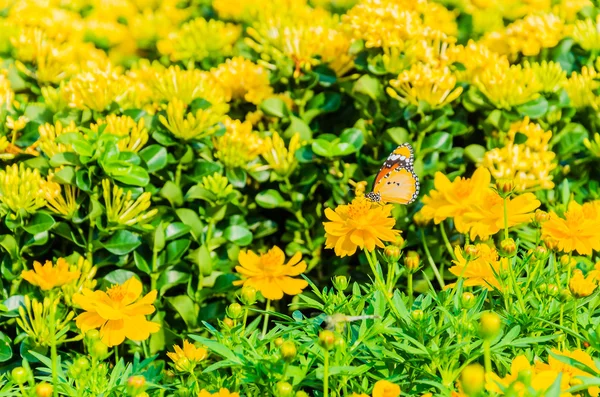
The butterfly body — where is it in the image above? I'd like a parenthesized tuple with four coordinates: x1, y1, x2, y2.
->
(367, 143, 420, 205)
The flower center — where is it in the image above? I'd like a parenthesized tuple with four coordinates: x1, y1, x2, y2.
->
(260, 251, 282, 272)
(107, 285, 126, 301)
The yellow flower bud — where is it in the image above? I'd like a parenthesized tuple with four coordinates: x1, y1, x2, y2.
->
(276, 381, 294, 397)
(274, 337, 284, 347)
(534, 209, 549, 223)
(460, 364, 485, 396)
(479, 312, 502, 340)
(318, 330, 336, 351)
(464, 244, 480, 260)
(280, 341, 297, 362)
(403, 251, 420, 273)
(384, 245, 401, 263)
(460, 292, 476, 310)
(495, 178, 515, 196)
(11, 367, 28, 384)
(226, 303, 243, 320)
(332, 275, 349, 292)
(499, 238, 517, 257)
(240, 285, 257, 305)
(36, 383, 53, 397)
(411, 309, 424, 322)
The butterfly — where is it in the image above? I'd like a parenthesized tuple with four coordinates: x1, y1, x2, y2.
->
(365, 143, 420, 205)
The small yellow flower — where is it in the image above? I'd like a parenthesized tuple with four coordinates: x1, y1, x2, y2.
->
(37, 120, 80, 158)
(323, 197, 399, 257)
(542, 200, 600, 255)
(90, 115, 149, 153)
(211, 57, 273, 105)
(447, 243, 508, 290)
(572, 15, 600, 52)
(157, 17, 241, 62)
(16, 295, 75, 347)
(388, 63, 462, 109)
(474, 61, 542, 109)
(261, 132, 301, 178)
(563, 66, 600, 110)
(0, 71, 15, 109)
(40, 174, 78, 218)
(372, 380, 401, 397)
(569, 269, 597, 297)
(167, 340, 208, 372)
(22, 258, 81, 291)
(0, 163, 46, 216)
(102, 179, 158, 228)
(73, 277, 160, 347)
(198, 389, 239, 397)
(158, 98, 228, 141)
(234, 246, 308, 300)
(63, 67, 128, 112)
(584, 133, 600, 157)
(61, 257, 98, 307)
(151, 65, 230, 105)
(213, 119, 266, 169)
(527, 61, 567, 93)
(5, 115, 28, 132)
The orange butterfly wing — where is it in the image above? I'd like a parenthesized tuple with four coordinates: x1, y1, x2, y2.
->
(373, 167, 420, 205)
(373, 144, 415, 186)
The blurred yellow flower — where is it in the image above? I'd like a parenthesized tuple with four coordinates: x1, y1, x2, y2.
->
(481, 117, 557, 191)
(482, 13, 564, 57)
(462, 190, 540, 241)
(572, 15, 600, 52)
(419, 168, 491, 234)
(167, 340, 208, 372)
(63, 67, 128, 112)
(233, 246, 308, 300)
(474, 61, 542, 109)
(61, 257, 98, 307)
(73, 277, 160, 347)
(569, 269, 597, 297)
(158, 17, 241, 62)
(323, 197, 399, 257)
(198, 389, 239, 397)
(563, 66, 600, 110)
(151, 66, 230, 105)
(159, 98, 228, 141)
(542, 200, 600, 255)
(37, 120, 80, 158)
(261, 132, 301, 178)
(534, 349, 600, 395)
(212, 57, 273, 105)
(0, 71, 15, 109)
(102, 179, 158, 228)
(213, 119, 266, 169)
(584, 133, 600, 157)
(447, 243, 507, 290)
(447, 40, 506, 83)
(90, 115, 149, 152)
(22, 258, 80, 291)
(0, 163, 46, 215)
(372, 380, 401, 397)
(527, 61, 567, 93)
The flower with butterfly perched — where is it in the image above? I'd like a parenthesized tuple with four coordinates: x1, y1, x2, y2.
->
(324, 197, 399, 258)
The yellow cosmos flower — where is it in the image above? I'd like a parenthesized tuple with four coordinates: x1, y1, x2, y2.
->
(159, 98, 228, 141)
(419, 168, 491, 234)
(541, 200, 600, 255)
(22, 258, 81, 291)
(90, 115, 149, 153)
(157, 17, 241, 62)
(73, 277, 160, 347)
(233, 246, 308, 300)
(211, 57, 273, 105)
(462, 190, 540, 241)
(323, 197, 399, 258)
(213, 119, 266, 169)
(198, 389, 239, 397)
(569, 269, 597, 297)
(447, 243, 508, 290)
(534, 349, 600, 396)
(485, 354, 565, 394)
(372, 380, 401, 397)
(0, 163, 46, 216)
(388, 63, 462, 109)
(261, 132, 301, 178)
(167, 340, 208, 372)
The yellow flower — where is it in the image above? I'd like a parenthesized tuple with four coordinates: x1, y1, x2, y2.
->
(462, 190, 540, 241)
(36, 120, 80, 158)
(158, 98, 228, 141)
(535, 349, 600, 395)
(63, 67, 128, 112)
(446, 40, 506, 83)
(447, 243, 507, 290)
(542, 200, 600, 255)
(40, 173, 79, 218)
(213, 119, 266, 169)
(73, 277, 160, 347)
(211, 57, 273, 105)
(388, 63, 462, 109)
(157, 17, 241, 62)
(323, 197, 399, 257)
(481, 117, 557, 192)
(6, 115, 28, 132)
(482, 13, 564, 57)
(485, 354, 558, 394)
(102, 179, 158, 228)
(90, 115, 149, 153)
(527, 61, 567, 93)
(16, 295, 74, 347)
(151, 65, 230, 105)
(22, 258, 81, 291)
(419, 167, 491, 234)
(372, 380, 401, 397)
(0, 163, 46, 215)
(553, 0, 592, 22)
(349, 394, 369, 397)
(563, 66, 600, 110)
(167, 340, 208, 372)
(233, 246, 308, 300)
(41, 84, 68, 113)
(569, 269, 597, 297)
(261, 132, 301, 178)
(198, 389, 239, 397)
(474, 61, 542, 109)
(61, 256, 98, 307)
(572, 16, 600, 52)
(0, 71, 15, 109)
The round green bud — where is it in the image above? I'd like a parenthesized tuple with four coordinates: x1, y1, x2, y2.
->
(11, 367, 28, 384)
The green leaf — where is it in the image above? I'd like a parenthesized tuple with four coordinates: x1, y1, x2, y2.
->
(421, 132, 452, 153)
(133, 251, 151, 275)
(386, 127, 409, 145)
(24, 103, 53, 123)
(353, 75, 382, 100)
(140, 145, 168, 173)
(464, 144, 486, 163)
(23, 213, 55, 235)
(101, 230, 142, 255)
(260, 97, 289, 118)
(256, 190, 287, 209)
(340, 128, 364, 151)
(104, 163, 150, 187)
(223, 225, 253, 246)
(160, 181, 184, 207)
(168, 295, 198, 328)
(50, 152, 81, 167)
(166, 239, 191, 263)
(165, 223, 191, 241)
(103, 270, 137, 286)
(176, 209, 204, 241)
(53, 166, 76, 185)
(516, 96, 548, 119)
(0, 332, 12, 362)
(0, 235, 18, 259)
(285, 116, 312, 141)
(226, 168, 247, 189)
(189, 335, 242, 364)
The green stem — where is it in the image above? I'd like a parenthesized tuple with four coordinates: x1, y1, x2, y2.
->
(420, 232, 445, 288)
(262, 300, 271, 338)
(323, 349, 330, 397)
(503, 197, 509, 240)
(151, 248, 158, 291)
(573, 303, 581, 348)
(87, 219, 95, 265)
(407, 273, 413, 305)
(440, 221, 457, 261)
(483, 340, 492, 374)
(242, 307, 249, 333)
(365, 250, 402, 320)
(508, 258, 527, 313)
(49, 294, 58, 397)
